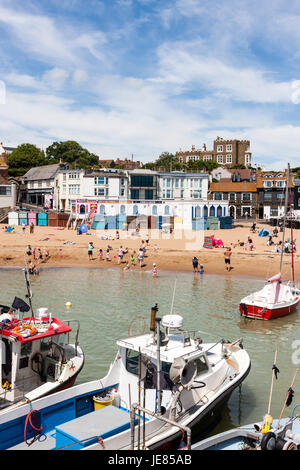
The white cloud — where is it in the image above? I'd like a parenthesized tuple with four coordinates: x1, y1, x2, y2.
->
(43, 68, 70, 89)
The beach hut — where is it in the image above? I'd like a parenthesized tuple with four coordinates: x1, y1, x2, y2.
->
(106, 216, 117, 230)
(219, 217, 233, 229)
(37, 212, 48, 226)
(116, 214, 127, 230)
(8, 211, 19, 226)
(18, 212, 28, 226)
(206, 216, 220, 230)
(92, 215, 105, 230)
(28, 211, 37, 226)
(192, 218, 207, 231)
(48, 212, 69, 228)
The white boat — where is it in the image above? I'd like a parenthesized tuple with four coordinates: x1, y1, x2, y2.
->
(240, 164, 299, 320)
(192, 414, 300, 450)
(3, 305, 250, 450)
(0, 268, 84, 414)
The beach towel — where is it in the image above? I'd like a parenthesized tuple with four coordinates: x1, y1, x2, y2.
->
(5, 226, 14, 233)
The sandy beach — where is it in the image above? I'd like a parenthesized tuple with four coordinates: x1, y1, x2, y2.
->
(0, 221, 298, 280)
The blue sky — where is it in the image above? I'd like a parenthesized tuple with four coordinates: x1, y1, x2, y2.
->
(0, 0, 300, 168)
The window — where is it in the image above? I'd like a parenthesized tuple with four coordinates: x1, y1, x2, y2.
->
(217, 155, 223, 164)
(180, 190, 184, 199)
(217, 145, 223, 152)
(226, 144, 232, 152)
(245, 154, 251, 164)
(277, 193, 285, 200)
(264, 193, 272, 200)
(145, 189, 153, 200)
(69, 184, 80, 195)
(0, 186, 11, 195)
(276, 181, 285, 188)
(131, 189, 139, 200)
(38, 181, 42, 188)
(95, 177, 105, 185)
(263, 181, 273, 188)
(94, 188, 105, 196)
(165, 205, 170, 215)
(121, 178, 125, 186)
(131, 175, 153, 187)
(229, 193, 235, 201)
(62, 184, 66, 194)
(195, 356, 209, 375)
(175, 179, 179, 188)
(152, 205, 158, 215)
(204, 155, 212, 161)
(63, 174, 66, 181)
(69, 172, 80, 179)
(214, 192, 222, 200)
(226, 154, 232, 164)
(133, 205, 139, 215)
(126, 349, 139, 375)
(120, 205, 126, 214)
(166, 178, 171, 188)
(242, 193, 251, 201)
(120, 188, 125, 197)
(191, 190, 201, 199)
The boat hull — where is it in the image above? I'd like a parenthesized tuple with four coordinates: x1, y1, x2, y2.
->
(239, 298, 299, 320)
(148, 360, 251, 450)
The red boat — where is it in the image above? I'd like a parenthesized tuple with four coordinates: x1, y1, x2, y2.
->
(239, 164, 299, 320)
(239, 273, 299, 320)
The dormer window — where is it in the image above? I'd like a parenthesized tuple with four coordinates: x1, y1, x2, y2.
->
(263, 180, 273, 188)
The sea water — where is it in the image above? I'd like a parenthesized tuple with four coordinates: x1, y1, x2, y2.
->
(1, 267, 299, 436)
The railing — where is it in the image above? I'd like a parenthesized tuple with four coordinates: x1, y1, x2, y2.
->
(130, 403, 191, 450)
(64, 319, 80, 356)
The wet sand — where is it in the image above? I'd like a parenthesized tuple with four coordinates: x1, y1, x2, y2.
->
(0, 221, 298, 280)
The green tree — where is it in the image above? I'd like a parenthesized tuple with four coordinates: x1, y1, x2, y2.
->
(7, 143, 47, 177)
(46, 141, 99, 168)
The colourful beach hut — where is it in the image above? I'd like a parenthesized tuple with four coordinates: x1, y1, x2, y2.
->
(37, 212, 48, 226)
(8, 211, 19, 226)
(18, 212, 28, 226)
(28, 211, 37, 226)
(92, 215, 105, 230)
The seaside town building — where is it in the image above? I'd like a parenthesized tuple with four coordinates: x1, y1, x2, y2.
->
(293, 179, 300, 216)
(20, 163, 60, 209)
(209, 168, 257, 219)
(129, 169, 159, 201)
(157, 172, 209, 201)
(176, 137, 252, 168)
(255, 170, 294, 220)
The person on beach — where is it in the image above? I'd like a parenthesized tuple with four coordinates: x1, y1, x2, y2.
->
(152, 263, 158, 277)
(88, 242, 94, 260)
(22, 222, 26, 234)
(106, 249, 110, 261)
(224, 247, 232, 271)
(130, 253, 135, 266)
(99, 248, 103, 261)
(30, 222, 34, 234)
(118, 246, 124, 264)
(199, 265, 204, 274)
(124, 262, 130, 271)
(138, 248, 144, 267)
(26, 245, 32, 256)
(192, 256, 199, 273)
(146, 235, 149, 246)
(116, 231, 120, 240)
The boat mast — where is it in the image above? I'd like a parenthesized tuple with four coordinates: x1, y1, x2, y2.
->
(156, 316, 162, 416)
(290, 192, 295, 283)
(23, 267, 35, 322)
(279, 164, 290, 274)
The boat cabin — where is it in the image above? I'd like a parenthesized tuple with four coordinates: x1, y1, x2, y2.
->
(0, 307, 73, 408)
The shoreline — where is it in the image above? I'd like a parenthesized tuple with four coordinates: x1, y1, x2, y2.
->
(0, 222, 298, 281)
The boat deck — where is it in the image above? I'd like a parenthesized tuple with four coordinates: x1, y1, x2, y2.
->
(9, 405, 135, 450)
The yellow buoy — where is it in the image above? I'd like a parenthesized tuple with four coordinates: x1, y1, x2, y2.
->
(65, 302, 72, 308)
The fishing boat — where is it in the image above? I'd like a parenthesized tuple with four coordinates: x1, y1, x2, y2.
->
(2, 305, 250, 450)
(239, 164, 299, 320)
(0, 268, 84, 413)
(191, 414, 300, 450)
(193, 362, 300, 450)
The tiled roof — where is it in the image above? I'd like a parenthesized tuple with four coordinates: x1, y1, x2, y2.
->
(209, 181, 257, 192)
(23, 164, 60, 181)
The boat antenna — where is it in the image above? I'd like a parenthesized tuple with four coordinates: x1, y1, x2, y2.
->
(279, 163, 290, 274)
(289, 192, 295, 283)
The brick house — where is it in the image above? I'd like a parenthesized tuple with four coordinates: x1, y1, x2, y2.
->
(209, 180, 257, 219)
(176, 136, 252, 168)
(256, 171, 294, 219)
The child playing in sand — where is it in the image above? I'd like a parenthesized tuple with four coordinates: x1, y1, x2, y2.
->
(88, 242, 94, 260)
(130, 253, 135, 265)
(106, 249, 110, 261)
(99, 248, 103, 261)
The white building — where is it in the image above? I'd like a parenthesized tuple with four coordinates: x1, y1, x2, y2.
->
(54, 168, 86, 212)
(157, 172, 209, 201)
